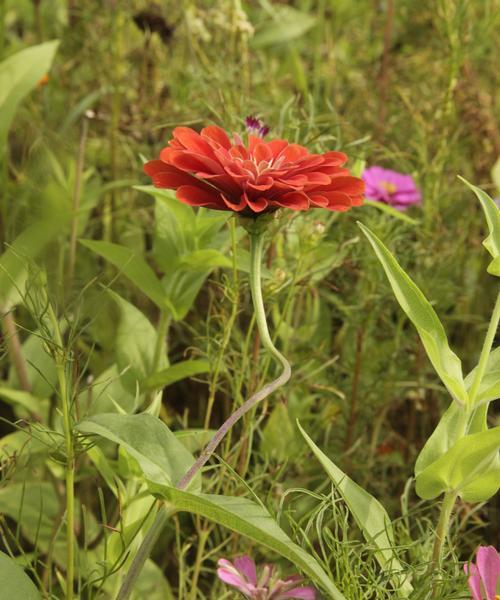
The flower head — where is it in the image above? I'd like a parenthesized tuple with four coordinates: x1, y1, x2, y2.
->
(245, 116, 270, 139)
(464, 546, 500, 600)
(362, 166, 421, 211)
(144, 125, 364, 216)
(217, 555, 316, 599)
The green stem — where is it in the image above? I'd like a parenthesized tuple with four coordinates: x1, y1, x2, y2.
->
(427, 490, 458, 586)
(48, 305, 75, 600)
(152, 310, 170, 371)
(468, 290, 500, 406)
(115, 228, 291, 600)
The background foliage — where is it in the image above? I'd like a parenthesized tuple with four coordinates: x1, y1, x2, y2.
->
(0, 0, 498, 598)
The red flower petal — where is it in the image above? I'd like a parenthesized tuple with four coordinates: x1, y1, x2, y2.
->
(222, 194, 247, 212)
(172, 127, 214, 156)
(275, 191, 310, 210)
(201, 125, 232, 150)
(176, 185, 222, 208)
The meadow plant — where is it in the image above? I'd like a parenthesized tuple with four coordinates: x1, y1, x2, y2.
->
(0, 3, 499, 600)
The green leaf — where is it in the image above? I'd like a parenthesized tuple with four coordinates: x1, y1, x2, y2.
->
(0, 551, 40, 600)
(144, 359, 209, 390)
(465, 346, 500, 405)
(76, 413, 199, 492)
(251, 7, 316, 48)
(109, 291, 166, 394)
(298, 423, 413, 597)
(363, 200, 418, 224)
(0, 388, 42, 414)
(0, 40, 59, 155)
(358, 222, 468, 405)
(415, 427, 500, 500)
(459, 177, 500, 276)
(179, 249, 232, 270)
(415, 402, 466, 476)
(159, 488, 345, 600)
(80, 239, 171, 312)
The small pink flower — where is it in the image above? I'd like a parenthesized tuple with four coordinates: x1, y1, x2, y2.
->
(217, 555, 316, 599)
(464, 546, 500, 600)
(362, 166, 421, 211)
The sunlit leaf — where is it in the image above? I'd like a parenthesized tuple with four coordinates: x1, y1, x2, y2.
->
(415, 427, 500, 500)
(465, 346, 500, 405)
(459, 177, 500, 276)
(358, 222, 468, 405)
(298, 423, 413, 597)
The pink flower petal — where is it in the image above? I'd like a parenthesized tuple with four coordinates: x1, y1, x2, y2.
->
(476, 546, 500, 600)
(234, 555, 258, 586)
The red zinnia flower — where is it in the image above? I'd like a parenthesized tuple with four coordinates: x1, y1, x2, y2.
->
(144, 125, 364, 215)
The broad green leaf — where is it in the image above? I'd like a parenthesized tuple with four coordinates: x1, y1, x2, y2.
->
(159, 488, 345, 600)
(0, 551, 40, 600)
(460, 454, 500, 503)
(298, 423, 413, 597)
(415, 402, 466, 475)
(459, 177, 500, 276)
(76, 413, 199, 492)
(251, 6, 316, 48)
(80, 239, 171, 312)
(358, 223, 468, 405)
(260, 403, 300, 461)
(465, 346, 500, 405)
(0, 388, 42, 414)
(162, 270, 212, 321)
(174, 429, 215, 454)
(0, 40, 59, 154)
(179, 249, 232, 270)
(81, 364, 136, 416)
(144, 359, 209, 390)
(415, 427, 500, 500)
(364, 200, 418, 225)
(109, 291, 166, 394)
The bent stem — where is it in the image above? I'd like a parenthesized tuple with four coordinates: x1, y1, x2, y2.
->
(116, 229, 291, 600)
(427, 490, 458, 591)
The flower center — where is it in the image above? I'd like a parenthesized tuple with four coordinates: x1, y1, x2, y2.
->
(380, 181, 397, 194)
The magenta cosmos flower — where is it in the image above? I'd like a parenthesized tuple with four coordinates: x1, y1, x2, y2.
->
(464, 546, 500, 600)
(362, 166, 421, 211)
(217, 555, 316, 599)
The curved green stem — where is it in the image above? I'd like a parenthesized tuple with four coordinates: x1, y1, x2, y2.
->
(115, 229, 291, 600)
(426, 490, 458, 592)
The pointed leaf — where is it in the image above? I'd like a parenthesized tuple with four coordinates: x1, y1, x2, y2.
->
(415, 427, 500, 500)
(465, 346, 500, 405)
(144, 359, 209, 390)
(0, 40, 59, 154)
(76, 413, 199, 492)
(358, 222, 468, 405)
(80, 239, 171, 312)
(298, 423, 413, 597)
(159, 488, 345, 600)
(459, 177, 500, 276)
(0, 551, 40, 600)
